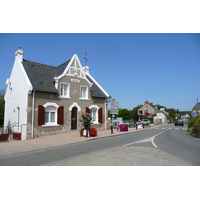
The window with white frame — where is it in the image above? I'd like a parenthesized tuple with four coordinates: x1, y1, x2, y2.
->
(80, 86, 88, 99)
(60, 83, 70, 97)
(90, 108, 98, 123)
(45, 106, 57, 125)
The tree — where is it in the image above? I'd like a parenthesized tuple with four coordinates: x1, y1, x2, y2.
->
(130, 105, 143, 122)
(117, 108, 131, 120)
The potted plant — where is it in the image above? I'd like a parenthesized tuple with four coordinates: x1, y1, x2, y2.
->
(80, 127, 98, 137)
(79, 112, 93, 137)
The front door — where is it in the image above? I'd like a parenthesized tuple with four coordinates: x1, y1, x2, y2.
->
(71, 107, 77, 130)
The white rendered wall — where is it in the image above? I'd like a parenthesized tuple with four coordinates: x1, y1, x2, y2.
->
(4, 55, 32, 140)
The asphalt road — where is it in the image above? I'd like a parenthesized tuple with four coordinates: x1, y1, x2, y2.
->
(0, 124, 199, 166)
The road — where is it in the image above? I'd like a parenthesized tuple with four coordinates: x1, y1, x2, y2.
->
(0, 124, 199, 166)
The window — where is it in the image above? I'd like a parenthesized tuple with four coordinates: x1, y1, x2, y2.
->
(88, 106, 103, 124)
(60, 83, 70, 97)
(80, 86, 88, 99)
(45, 106, 57, 125)
(90, 108, 97, 122)
(38, 103, 64, 126)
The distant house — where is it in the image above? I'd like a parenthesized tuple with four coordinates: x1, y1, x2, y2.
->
(4, 48, 111, 140)
(154, 108, 169, 124)
(192, 102, 200, 113)
(139, 100, 169, 124)
(139, 101, 158, 116)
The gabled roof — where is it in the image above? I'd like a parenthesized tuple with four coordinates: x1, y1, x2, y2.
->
(57, 60, 71, 77)
(86, 74, 109, 98)
(22, 55, 109, 98)
(156, 110, 169, 119)
(192, 102, 200, 111)
(23, 59, 59, 93)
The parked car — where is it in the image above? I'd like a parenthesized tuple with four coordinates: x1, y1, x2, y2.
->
(175, 119, 184, 126)
(139, 119, 151, 125)
(119, 121, 134, 126)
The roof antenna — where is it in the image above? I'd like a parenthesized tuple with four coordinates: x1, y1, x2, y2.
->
(83, 52, 88, 66)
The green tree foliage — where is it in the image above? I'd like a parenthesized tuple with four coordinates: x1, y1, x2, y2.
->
(130, 105, 143, 122)
(166, 108, 177, 121)
(188, 114, 200, 136)
(117, 108, 131, 120)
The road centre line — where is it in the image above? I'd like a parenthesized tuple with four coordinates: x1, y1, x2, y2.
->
(122, 130, 167, 148)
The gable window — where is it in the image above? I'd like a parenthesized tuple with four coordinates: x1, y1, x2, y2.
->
(60, 83, 70, 98)
(80, 86, 88, 99)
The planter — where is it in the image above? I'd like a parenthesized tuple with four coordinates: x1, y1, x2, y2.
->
(0, 134, 9, 142)
(13, 132, 21, 140)
(118, 124, 128, 132)
(80, 127, 98, 137)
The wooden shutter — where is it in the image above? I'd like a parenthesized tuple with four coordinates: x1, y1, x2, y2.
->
(86, 107, 90, 114)
(98, 108, 103, 123)
(38, 105, 45, 125)
(57, 106, 64, 125)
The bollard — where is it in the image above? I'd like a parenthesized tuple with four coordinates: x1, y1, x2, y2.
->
(111, 125, 114, 134)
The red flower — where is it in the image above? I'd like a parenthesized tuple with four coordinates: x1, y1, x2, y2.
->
(80, 127, 98, 137)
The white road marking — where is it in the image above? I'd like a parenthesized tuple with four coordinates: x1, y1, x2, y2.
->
(122, 130, 166, 148)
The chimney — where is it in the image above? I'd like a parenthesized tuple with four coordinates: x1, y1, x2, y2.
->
(145, 100, 149, 105)
(15, 47, 23, 62)
(149, 102, 153, 105)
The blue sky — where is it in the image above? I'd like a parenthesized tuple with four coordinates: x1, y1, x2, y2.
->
(1, 33, 199, 111)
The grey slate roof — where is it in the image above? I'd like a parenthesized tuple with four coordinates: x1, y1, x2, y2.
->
(192, 102, 200, 111)
(86, 75, 108, 98)
(57, 60, 71, 76)
(23, 59, 108, 98)
(23, 59, 59, 93)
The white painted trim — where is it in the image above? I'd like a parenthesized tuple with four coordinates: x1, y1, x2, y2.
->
(54, 54, 93, 86)
(42, 124, 60, 127)
(60, 82, 70, 98)
(43, 102, 59, 108)
(69, 102, 81, 111)
(85, 72, 109, 98)
(80, 85, 88, 99)
(89, 105, 100, 124)
(89, 105, 99, 110)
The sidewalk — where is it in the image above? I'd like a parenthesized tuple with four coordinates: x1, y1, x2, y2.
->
(0, 127, 143, 156)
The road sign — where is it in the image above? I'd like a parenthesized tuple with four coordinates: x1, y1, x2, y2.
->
(138, 109, 144, 115)
(109, 110, 119, 115)
(110, 100, 119, 110)
(191, 112, 197, 116)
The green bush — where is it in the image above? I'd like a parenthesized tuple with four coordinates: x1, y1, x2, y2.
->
(188, 115, 200, 136)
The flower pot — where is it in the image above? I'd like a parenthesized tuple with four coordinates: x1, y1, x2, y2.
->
(80, 127, 97, 137)
(13, 132, 21, 140)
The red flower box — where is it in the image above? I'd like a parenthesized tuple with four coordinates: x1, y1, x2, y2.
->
(80, 127, 98, 137)
(118, 124, 128, 132)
